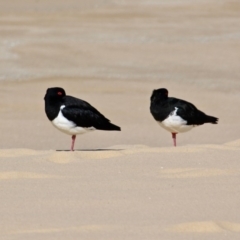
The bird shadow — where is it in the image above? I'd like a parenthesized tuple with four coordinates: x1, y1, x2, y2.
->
(56, 149, 123, 152)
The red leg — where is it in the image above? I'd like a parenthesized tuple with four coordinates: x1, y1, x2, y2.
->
(71, 135, 76, 151)
(172, 133, 177, 147)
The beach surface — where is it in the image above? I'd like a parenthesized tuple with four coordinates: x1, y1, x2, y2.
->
(0, 0, 240, 239)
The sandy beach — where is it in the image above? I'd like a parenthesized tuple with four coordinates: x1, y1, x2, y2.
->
(0, 0, 240, 239)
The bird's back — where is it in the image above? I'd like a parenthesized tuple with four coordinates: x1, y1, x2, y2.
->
(62, 96, 121, 131)
(151, 96, 218, 125)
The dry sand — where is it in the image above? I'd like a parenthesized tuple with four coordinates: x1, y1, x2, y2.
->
(0, 0, 240, 239)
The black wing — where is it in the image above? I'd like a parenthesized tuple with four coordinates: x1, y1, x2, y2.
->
(169, 98, 218, 125)
(62, 96, 121, 131)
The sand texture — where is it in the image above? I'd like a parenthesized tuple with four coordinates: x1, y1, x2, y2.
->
(0, 0, 240, 239)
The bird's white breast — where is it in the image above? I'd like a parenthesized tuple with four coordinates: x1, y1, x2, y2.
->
(158, 107, 195, 133)
(51, 105, 95, 135)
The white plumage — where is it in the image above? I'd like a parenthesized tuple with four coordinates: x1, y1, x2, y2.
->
(158, 107, 195, 133)
(52, 105, 95, 135)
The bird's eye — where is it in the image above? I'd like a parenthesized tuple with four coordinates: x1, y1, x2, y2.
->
(57, 92, 62, 96)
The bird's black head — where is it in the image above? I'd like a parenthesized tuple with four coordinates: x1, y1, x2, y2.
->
(44, 87, 66, 101)
(44, 87, 66, 121)
(150, 88, 168, 103)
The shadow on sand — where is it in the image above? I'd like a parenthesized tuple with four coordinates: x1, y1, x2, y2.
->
(56, 149, 123, 152)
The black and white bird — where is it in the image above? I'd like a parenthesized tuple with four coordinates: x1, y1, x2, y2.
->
(150, 88, 218, 146)
(44, 87, 121, 151)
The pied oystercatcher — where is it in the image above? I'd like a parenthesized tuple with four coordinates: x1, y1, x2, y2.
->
(150, 88, 218, 146)
(44, 87, 121, 151)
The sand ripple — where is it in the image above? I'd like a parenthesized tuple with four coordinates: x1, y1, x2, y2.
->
(159, 168, 240, 179)
(169, 221, 240, 233)
(0, 171, 56, 180)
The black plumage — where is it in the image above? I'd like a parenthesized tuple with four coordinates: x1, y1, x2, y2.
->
(44, 87, 120, 150)
(61, 96, 120, 131)
(150, 88, 218, 146)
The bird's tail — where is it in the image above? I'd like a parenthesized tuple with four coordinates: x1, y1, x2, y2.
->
(98, 122, 121, 131)
(205, 115, 218, 124)
(108, 123, 121, 131)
